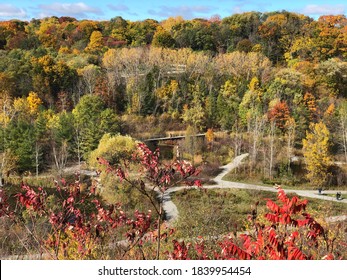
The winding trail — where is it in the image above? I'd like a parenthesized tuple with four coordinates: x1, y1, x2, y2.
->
(3, 155, 346, 260)
(162, 153, 347, 225)
(63, 156, 347, 225)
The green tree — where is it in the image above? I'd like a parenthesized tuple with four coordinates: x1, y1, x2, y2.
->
(31, 55, 77, 105)
(205, 90, 217, 128)
(315, 59, 347, 98)
(72, 95, 120, 159)
(0, 148, 17, 185)
(127, 19, 158, 46)
(109, 16, 128, 41)
(72, 95, 104, 159)
(222, 12, 262, 51)
(302, 122, 332, 187)
(238, 77, 265, 169)
(238, 77, 263, 129)
(6, 121, 36, 172)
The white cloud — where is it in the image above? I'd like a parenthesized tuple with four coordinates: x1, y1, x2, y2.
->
(148, 5, 216, 19)
(38, 2, 103, 18)
(302, 4, 346, 15)
(0, 4, 27, 18)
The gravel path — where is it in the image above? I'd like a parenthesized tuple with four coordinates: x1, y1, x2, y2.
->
(162, 153, 347, 224)
(63, 157, 347, 224)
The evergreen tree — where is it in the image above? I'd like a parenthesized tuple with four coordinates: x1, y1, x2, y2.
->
(72, 95, 120, 159)
(6, 121, 36, 172)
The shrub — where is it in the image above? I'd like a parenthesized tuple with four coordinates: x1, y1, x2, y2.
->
(167, 187, 345, 260)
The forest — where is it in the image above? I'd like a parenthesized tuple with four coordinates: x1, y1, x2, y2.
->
(0, 11, 347, 260)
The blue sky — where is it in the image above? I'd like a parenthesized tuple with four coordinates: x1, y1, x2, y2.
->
(0, 0, 346, 21)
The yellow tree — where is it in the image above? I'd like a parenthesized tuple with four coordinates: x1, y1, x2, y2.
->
(161, 16, 184, 32)
(27, 92, 43, 116)
(13, 92, 42, 120)
(36, 17, 62, 49)
(206, 128, 214, 143)
(85, 30, 104, 53)
(302, 122, 332, 187)
(206, 128, 214, 152)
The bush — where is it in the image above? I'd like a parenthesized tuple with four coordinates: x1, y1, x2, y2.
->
(88, 133, 137, 169)
(168, 187, 346, 260)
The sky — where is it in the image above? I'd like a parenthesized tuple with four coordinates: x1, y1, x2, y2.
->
(0, 0, 346, 21)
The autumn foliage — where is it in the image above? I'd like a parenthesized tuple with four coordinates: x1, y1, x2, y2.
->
(167, 187, 342, 260)
(1, 11, 347, 260)
(267, 101, 290, 130)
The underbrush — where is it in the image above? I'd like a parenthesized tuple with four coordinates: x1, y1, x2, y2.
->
(171, 188, 347, 243)
(5, 173, 91, 190)
(171, 189, 277, 239)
